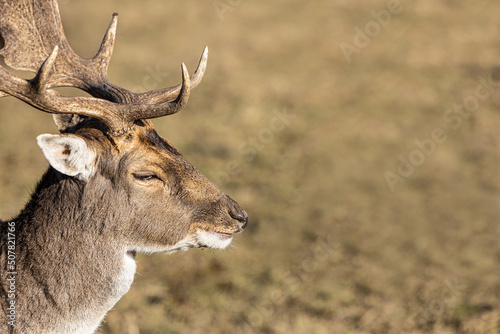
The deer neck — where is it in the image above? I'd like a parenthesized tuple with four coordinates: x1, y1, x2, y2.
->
(7, 168, 136, 333)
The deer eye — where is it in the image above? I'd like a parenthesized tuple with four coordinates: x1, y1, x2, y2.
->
(133, 173, 161, 182)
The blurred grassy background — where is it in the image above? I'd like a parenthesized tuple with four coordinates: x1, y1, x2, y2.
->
(1, 0, 500, 333)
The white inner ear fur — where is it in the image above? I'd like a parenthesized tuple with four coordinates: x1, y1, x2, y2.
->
(37, 134, 96, 181)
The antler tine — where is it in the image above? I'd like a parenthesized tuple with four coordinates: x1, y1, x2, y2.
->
(135, 47, 208, 104)
(193, 46, 209, 87)
(124, 62, 192, 121)
(33, 45, 59, 93)
(94, 13, 118, 72)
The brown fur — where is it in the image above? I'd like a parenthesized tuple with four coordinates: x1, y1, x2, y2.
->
(0, 119, 247, 333)
(0, 1, 246, 331)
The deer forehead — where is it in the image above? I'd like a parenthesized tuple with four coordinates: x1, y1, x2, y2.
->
(84, 126, 199, 186)
(112, 123, 180, 155)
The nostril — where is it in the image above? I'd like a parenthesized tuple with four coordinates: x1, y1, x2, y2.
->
(229, 210, 248, 229)
(240, 217, 248, 230)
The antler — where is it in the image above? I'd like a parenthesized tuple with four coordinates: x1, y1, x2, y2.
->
(0, 0, 208, 134)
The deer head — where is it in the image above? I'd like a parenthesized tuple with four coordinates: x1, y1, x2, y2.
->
(0, 0, 247, 248)
(0, 1, 247, 332)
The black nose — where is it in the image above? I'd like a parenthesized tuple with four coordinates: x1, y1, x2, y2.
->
(229, 209, 248, 230)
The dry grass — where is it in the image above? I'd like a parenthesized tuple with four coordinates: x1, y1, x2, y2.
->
(1, 0, 500, 333)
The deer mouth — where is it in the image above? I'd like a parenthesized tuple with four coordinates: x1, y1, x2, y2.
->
(213, 231, 233, 239)
(196, 230, 234, 249)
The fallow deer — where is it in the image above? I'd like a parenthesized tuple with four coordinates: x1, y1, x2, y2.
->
(0, 0, 247, 333)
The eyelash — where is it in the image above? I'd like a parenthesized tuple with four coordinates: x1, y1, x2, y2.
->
(133, 173, 160, 182)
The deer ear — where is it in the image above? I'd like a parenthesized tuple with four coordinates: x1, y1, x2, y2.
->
(52, 114, 88, 133)
(36, 134, 96, 181)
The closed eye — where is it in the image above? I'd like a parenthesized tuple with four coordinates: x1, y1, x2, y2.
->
(133, 173, 161, 182)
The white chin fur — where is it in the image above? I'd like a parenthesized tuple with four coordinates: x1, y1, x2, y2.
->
(196, 230, 233, 249)
(131, 230, 233, 255)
